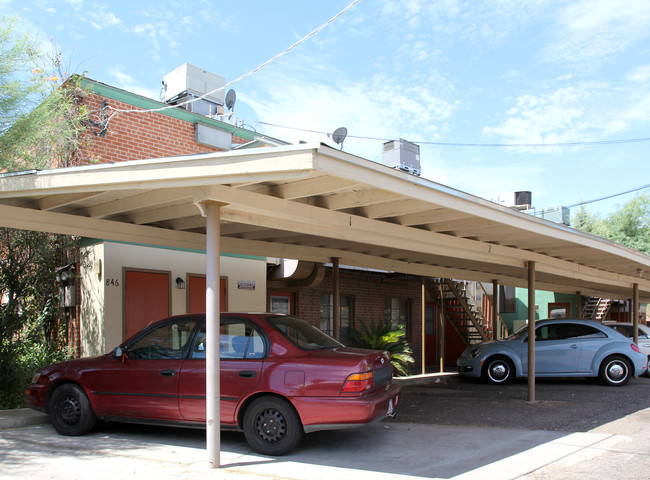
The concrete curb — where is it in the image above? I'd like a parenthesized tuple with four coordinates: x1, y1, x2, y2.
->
(0, 408, 49, 429)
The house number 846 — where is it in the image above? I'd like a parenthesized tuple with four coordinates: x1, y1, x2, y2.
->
(105, 279, 120, 287)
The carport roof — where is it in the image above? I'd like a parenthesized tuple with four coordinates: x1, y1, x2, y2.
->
(1, 143, 649, 301)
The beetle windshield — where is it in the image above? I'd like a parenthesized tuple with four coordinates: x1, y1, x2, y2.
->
(268, 316, 343, 350)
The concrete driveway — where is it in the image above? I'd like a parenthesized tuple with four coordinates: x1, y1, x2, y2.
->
(2, 374, 650, 480)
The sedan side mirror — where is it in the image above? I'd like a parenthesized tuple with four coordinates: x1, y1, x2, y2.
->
(114, 346, 128, 362)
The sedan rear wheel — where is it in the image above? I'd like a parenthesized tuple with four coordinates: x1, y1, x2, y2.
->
(243, 396, 303, 456)
(49, 384, 96, 436)
(599, 355, 632, 386)
(482, 356, 514, 385)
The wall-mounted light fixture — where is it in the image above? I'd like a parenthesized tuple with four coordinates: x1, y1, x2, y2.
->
(176, 277, 186, 289)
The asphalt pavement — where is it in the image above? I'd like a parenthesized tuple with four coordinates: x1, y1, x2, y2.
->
(1, 373, 649, 480)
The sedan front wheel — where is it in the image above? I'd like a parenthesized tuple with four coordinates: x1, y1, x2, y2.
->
(49, 383, 96, 435)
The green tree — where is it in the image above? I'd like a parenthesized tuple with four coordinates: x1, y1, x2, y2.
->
(0, 229, 77, 408)
(572, 194, 650, 254)
(0, 16, 90, 408)
(0, 16, 90, 171)
(606, 194, 650, 254)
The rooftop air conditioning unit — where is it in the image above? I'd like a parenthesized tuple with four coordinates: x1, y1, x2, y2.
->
(162, 63, 225, 116)
(382, 138, 421, 176)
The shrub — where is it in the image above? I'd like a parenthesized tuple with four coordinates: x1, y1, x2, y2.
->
(347, 318, 414, 376)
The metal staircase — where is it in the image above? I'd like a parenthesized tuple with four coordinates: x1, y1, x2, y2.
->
(427, 278, 490, 347)
(581, 297, 613, 321)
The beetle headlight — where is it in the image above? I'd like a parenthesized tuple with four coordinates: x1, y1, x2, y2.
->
(469, 348, 481, 358)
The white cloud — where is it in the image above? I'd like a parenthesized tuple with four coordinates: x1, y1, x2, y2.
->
(88, 10, 120, 30)
(545, 0, 650, 66)
(109, 67, 159, 100)
(481, 81, 631, 150)
(244, 64, 458, 162)
(627, 64, 650, 83)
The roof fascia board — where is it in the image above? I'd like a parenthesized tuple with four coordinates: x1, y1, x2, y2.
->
(0, 146, 320, 196)
(314, 144, 650, 264)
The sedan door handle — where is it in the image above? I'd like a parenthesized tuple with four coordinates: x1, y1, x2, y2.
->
(570, 344, 578, 349)
(239, 371, 257, 378)
(160, 370, 176, 377)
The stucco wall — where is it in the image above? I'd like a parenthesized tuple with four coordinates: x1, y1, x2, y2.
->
(79, 243, 106, 357)
(81, 241, 266, 356)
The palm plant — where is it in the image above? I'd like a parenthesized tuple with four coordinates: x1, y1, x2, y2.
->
(347, 318, 414, 376)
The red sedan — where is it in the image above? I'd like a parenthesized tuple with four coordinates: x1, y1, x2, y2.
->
(26, 313, 401, 455)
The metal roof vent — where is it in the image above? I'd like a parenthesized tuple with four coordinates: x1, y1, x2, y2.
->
(382, 138, 421, 176)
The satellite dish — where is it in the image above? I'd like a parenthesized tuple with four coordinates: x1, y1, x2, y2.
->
(225, 89, 236, 111)
(329, 127, 348, 149)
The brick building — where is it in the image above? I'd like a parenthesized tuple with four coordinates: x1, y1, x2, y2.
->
(61, 69, 451, 373)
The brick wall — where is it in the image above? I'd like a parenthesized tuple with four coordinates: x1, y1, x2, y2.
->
(291, 268, 429, 371)
(77, 93, 247, 164)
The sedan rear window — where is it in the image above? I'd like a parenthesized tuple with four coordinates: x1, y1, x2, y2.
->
(268, 316, 343, 350)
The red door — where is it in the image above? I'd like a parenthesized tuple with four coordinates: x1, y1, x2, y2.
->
(187, 275, 227, 313)
(124, 270, 170, 339)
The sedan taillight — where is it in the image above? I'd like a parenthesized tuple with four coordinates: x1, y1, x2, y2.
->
(341, 372, 373, 393)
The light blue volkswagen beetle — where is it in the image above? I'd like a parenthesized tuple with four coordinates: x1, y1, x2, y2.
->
(457, 319, 647, 386)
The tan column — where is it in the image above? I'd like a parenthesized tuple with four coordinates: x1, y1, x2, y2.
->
(492, 279, 499, 340)
(332, 258, 340, 340)
(576, 291, 582, 318)
(438, 282, 445, 373)
(527, 261, 536, 403)
(204, 201, 222, 468)
(633, 283, 639, 345)
(421, 279, 426, 375)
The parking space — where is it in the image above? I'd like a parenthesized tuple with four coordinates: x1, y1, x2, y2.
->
(2, 373, 650, 479)
(392, 372, 650, 431)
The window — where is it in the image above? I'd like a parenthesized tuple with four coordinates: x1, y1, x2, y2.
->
(270, 295, 291, 314)
(319, 294, 352, 339)
(548, 302, 570, 318)
(269, 315, 342, 350)
(535, 323, 606, 341)
(385, 298, 409, 331)
(190, 320, 265, 359)
(499, 285, 516, 313)
(127, 318, 197, 360)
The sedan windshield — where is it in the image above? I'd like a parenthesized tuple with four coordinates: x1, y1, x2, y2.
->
(268, 316, 343, 350)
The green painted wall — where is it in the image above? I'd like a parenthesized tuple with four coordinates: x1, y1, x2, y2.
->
(501, 289, 579, 330)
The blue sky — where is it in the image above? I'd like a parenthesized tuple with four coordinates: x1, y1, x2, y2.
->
(4, 0, 650, 217)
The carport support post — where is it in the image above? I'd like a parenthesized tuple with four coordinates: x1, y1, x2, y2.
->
(527, 261, 536, 403)
(633, 283, 639, 345)
(421, 278, 426, 375)
(332, 258, 340, 340)
(204, 201, 223, 468)
(576, 291, 582, 318)
(491, 279, 498, 340)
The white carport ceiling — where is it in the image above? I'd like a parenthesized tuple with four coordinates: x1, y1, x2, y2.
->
(1, 143, 649, 301)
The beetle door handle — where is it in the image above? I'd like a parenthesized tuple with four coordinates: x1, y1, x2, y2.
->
(160, 370, 176, 377)
(239, 371, 256, 378)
